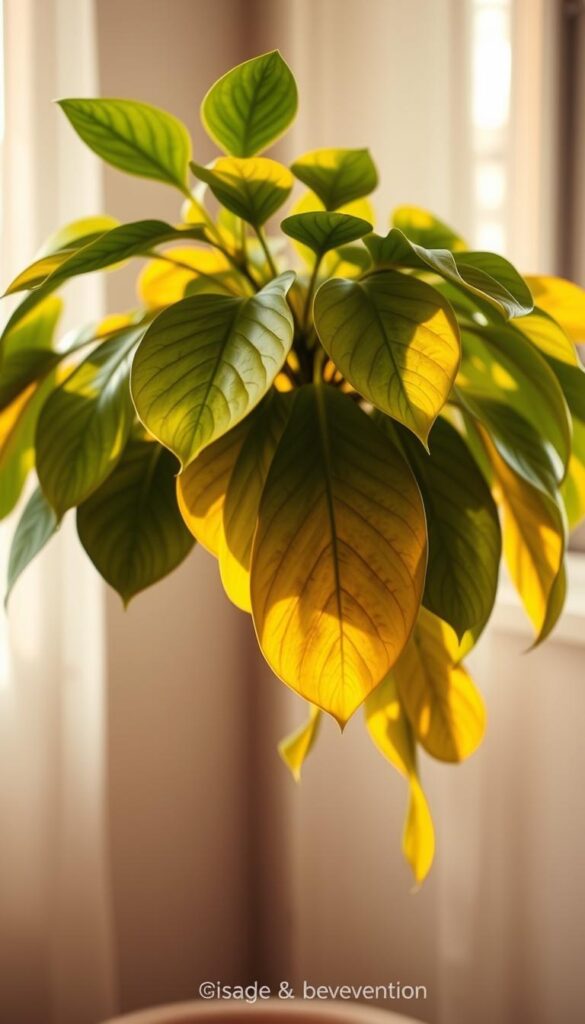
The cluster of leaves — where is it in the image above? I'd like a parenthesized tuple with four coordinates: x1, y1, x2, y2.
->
(2, 51, 585, 883)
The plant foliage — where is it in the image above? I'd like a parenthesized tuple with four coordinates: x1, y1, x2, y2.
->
(2, 50, 585, 883)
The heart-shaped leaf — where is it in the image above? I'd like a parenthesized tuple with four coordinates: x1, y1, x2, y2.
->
(392, 206, 467, 251)
(291, 148, 378, 211)
(365, 674, 435, 884)
(36, 326, 144, 516)
(394, 608, 486, 762)
(250, 384, 427, 726)
(58, 98, 191, 190)
(131, 272, 295, 468)
(191, 157, 293, 226)
(5, 487, 58, 603)
(201, 51, 297, 158)
(77, 438, 194, 604)
(314, 271, 460, 444)
(281, 212, 372, 257)
(365, 229, 533, 319)
(398, 416, 501, 643)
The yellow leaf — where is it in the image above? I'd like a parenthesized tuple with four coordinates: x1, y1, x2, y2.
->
(278, 704, 322, 782)
(250, 385, 427, 726)
(524, 275, 585, 344)
(176, 419, 250, 555)
(366, 675, 435, 884)
(562, 418, 585, 528)
(394, 608, 486, 762)
(219, 393, 290, 611)
(513, 308, 578, 366)
(137, 247, 231, 308)
(483, 432, 566, 641)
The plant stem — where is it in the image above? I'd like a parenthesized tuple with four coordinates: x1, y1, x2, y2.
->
(302, 255, 323, 331)
(255, 226, 279, 278)
(313, 344, 327, 384)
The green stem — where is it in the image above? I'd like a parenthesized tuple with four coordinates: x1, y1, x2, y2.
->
(313, 344, 327, 384)
(255, 226, 279, 278)
(302, 254, 323, 331)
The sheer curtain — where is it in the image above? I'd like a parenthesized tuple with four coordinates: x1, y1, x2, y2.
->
(0, 2, 117, 1022)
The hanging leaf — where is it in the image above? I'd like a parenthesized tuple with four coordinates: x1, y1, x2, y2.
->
(314, 270, 460, 444)
(176, 418, 251, 555)
(392, 205, 467, 251)
(58, 98, 191, 191)
(394, 608, 486, 762)
(0, 297, 63, 409)
(281, 212, 372, 257)
(201, 50, 298, 158)
(131, 272, 295, 468)
(35, 326, 144, 516)
(365, 228, 533, 319)
(77, 439, 194, 604)
(220, 391, 291, 610)
(250, 385, 427, 726)
(524, 275, 585, 343)
(365, 675, 435, 884)
(291, 148, 378, 211)
(5, 488, 58, 603)
(191, 157, 293, 226)
(397, 416, 501, 643)
(278, 704, 322, 782)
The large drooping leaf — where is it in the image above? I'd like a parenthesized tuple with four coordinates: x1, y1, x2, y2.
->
(482, 431, 566, 642)
(5, 487, 58, 603)
(58, 98, 191, 191)
(0, 374, 57, 520)
(524, 275, 585, 344)
(131, 272, 295, 468)
(278, 703, 322, 782)
(0, 297, 63, 409)
(392, 206, 467, 251)
(5, 221, 208, 297)
(365, 674, 435, 884)
(250, 384, 427, 726)
(201, 51, 297, 158)
(220, 391, 291, 610)
(191, 157, 293, 226)
(364, 229, 533, 319)
(77, 439, 194, 604)
(281, 212, 372, 257)
(137, 247, 235, 307)
(457, 324, 572, 488)
(176, 418, 251, 555)
(397, 416, 501, 643)
(291, 148, 378, 211)
(394, 608, 486, 762)
(314, 271, 460, 444)
(35, 326, 144, 516)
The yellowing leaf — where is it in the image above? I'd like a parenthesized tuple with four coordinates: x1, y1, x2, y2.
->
(483, 432, 566, 641)
(191, 157, 293, 226)
(220, 392, 291, 610)
(395, 608, 486, 762)
(250, 385, 427, 726)
(314, 271, 460, 444)
(514, 308, 579, 366)
(137, 247, 232, 308)
(176, 418, 250, 555)
(288, 190, 374, 268)
(291, 148, 378, 211)
(525, 275, 585, 344)
(366, 675, 435, 884)
(278, 704, 322, 782)
(562, 417, 585, 529)
(392, 205, 467, 251)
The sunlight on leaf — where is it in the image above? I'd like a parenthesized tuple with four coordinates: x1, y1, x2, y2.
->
(278, 703, 322, 782)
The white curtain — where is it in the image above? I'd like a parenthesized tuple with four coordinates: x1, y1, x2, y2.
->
(0, 2, 117, 1022)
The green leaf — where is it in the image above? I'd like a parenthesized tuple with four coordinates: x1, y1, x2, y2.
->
(281, 212, 372, 257)
(0, 297, 63, 409)
(77, 439, 194, 604)
(392, 206, 467, 251)
(365, 229, 533, 319)
(290, 148, 378, 211)
(58, 98, 191, 191)
(5, 221, 208, 296)
(35, 215, 120, 258)
(314, 271, 460, 444)
(35, 326, 144, 516)
(190, 157, 293, 226)
(457, 324, 571, 488)
(201, 51, 297, 158)
(0, 374, 57, 520)
(396, 416, 501, 642)
(132, 272, 295, 469)
(6, 487, 58, 603)
(250, 384, 427, 725)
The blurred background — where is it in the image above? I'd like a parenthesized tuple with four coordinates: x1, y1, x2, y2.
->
(0, 1, 584, 1022)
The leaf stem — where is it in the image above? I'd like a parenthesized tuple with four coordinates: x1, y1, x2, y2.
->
(255, 226, 279, 278)
(302, 254, 323, 331)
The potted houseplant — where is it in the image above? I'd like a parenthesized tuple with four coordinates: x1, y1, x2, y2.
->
(2, 51, 584, 886)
